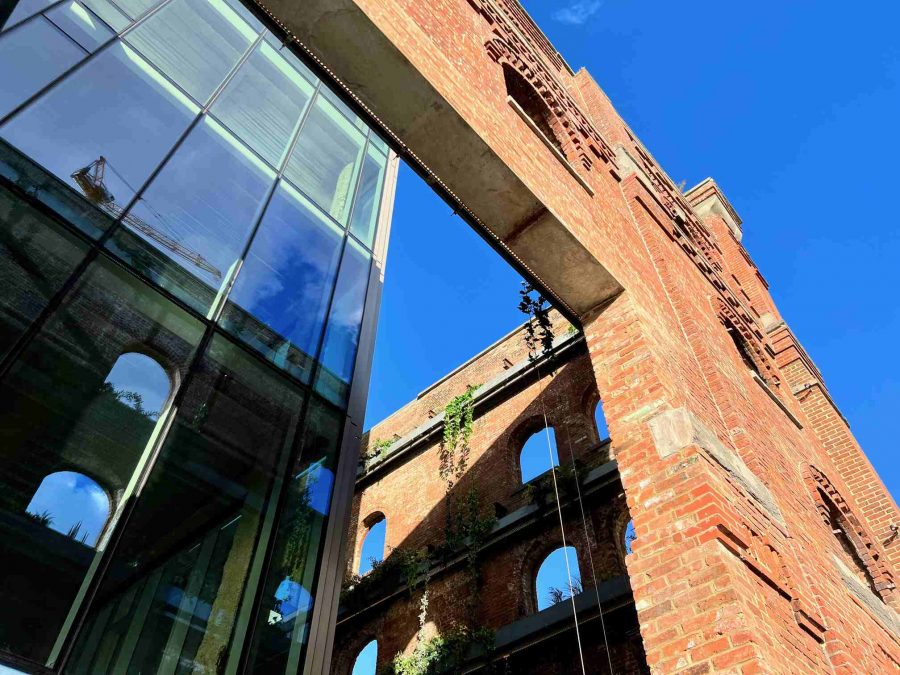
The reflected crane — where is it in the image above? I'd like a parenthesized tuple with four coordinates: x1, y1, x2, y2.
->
(71, 157, 222, 279)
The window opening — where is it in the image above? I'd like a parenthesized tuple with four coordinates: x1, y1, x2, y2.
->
(519, 426, 559, 483)
(358, 515, 386, 575)
(535, 545, 582, 611)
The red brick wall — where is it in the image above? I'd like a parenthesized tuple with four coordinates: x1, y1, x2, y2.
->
(325, 1, 899, 671)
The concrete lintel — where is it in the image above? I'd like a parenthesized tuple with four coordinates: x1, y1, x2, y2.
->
(649, 407, 785, 526)
(832, 555, 900, 637)
(256, 0, 622, 316)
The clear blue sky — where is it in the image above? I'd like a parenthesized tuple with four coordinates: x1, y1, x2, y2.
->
(365, 1, 900, 500)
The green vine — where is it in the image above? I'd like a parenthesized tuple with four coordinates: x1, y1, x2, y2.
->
(391, 624, 495, 675)
(518, 281, 554, 364)
(443, 487, 497, 611)
(362, 438, 394, 469)
(439, 385, 479, 488)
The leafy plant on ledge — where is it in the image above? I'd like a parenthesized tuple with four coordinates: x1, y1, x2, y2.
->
(391, 624, 496, 675)
(362, 438, 394, 469)
(439, 385, 479, 488)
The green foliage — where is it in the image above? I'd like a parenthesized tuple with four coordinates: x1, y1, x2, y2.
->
(397, 546, 431, 595)
(443, 487, 496, 610)
(439, 385, 479, 488)
(66, 521, 88, 544)
(99, 381, 158, 420)
(518, 281, 554, 364)
(281, 476, 314, 579)
(24, 509, 54, 527)
(548, 578, 583, 605)
(391, 625, 495, 675)
(362, 438, 394, 469)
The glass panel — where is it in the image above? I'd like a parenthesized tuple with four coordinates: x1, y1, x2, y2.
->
(368, 132, 388, 156)
(2, 0, 56, 30)
(318, 86, 366, 133)
(46, 0, 113, 51)
(314, 238, 371, 407)
(219, 181, 343, 384)
(245, 398, 343, 673)
(284, 94, 365, 225)
(80, 0, 129, 31)
(107, 116, 275, 314)
(348, 145, 387, 249)
(113, 0, 157, 19)
(0, 17, 86, 119)
(1, 41, 199, 221)
(212, 41, 315, 169)
(0, 183, 89, 358)
(26, 471, 110, 547)
(125, 0, 259, 105)
(70, 333, 305, 675)
(0, 255, 204, 664)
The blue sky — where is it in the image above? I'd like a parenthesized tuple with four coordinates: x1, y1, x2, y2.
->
(366, 1, 899, 500)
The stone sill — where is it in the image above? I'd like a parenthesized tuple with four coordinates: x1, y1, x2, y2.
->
(506, 96, 594, 197)
(751, 371, 803, 430)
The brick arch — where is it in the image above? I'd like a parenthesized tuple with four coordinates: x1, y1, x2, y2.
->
(522, 536, 580, 614)
(509, 414, 557, 472)
(483, 35, 614, 172)
(354, 510, 387, 574)
(803, 464, 896, 602)
(333, 632, 381, 675)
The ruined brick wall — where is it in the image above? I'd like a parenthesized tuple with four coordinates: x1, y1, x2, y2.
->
(310, 0, 899, 671)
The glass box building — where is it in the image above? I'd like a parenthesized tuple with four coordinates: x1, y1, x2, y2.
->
(0, 0, 396, 671)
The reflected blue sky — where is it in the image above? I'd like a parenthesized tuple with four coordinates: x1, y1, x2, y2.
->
(520, 428, 559, 484)
(105, 351, 170, 417)
(26, 471, 109, 546)
(535, 546, 581, 611)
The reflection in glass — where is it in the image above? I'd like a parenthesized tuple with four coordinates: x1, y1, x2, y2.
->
(0, 256, 203, 663)
(212, 41, 315, 169)
(314, 238, 371, 407)
(1, 41, 199, 215)
(520, 427, 559, 483)
(246, 399, 343, 674)
(69, 334, 304, 674)
(535, 546, 581, 611)
(108, 116, 275, 313)
(45, 0, 113, 51)
(125, 0, 259, 104)
(0, 184, 89, 358)
(2, 0, 56, 29)
(80, 0, 129, 31)
(348, 145, 386, 248)
(220, 181, 343, 382)
(284, 94, 365, 224)
(26, 471, 110, 547)
(0, 17, 86, 119)
(113, 0, 158, 19)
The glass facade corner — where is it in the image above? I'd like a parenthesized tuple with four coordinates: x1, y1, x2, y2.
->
(0, 0, 396, 669)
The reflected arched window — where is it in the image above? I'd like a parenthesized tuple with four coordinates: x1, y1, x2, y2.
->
(624, 519, 636, 556)
(358, 515, 386, 575)
(519, 427, 559, 483)
(25, 471, 110, 547)
(535, 546, 581, 611)
(594, 400, 609, 441)
(351, 640, 378, 675)
(102, 351, 171, 420)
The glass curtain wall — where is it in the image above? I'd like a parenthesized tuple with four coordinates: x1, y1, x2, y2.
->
(0, 0, 394, 670)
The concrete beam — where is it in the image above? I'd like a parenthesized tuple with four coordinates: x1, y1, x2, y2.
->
(254, 0, 622, 316)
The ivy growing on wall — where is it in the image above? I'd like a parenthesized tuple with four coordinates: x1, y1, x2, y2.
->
(439, 385, 479, 488)
(518, 281, 554, 364)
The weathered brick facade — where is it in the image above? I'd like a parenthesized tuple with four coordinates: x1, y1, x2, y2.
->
(260, 0, 900, 671)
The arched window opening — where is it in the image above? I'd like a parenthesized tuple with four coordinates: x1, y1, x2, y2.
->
(724, 321, 761, 378)
(535, 546, 582, 611)
(519, 427, 559, 483)
(102, 351, 171, 420)
(358, 515, 386, 575)
(351, 639, 378, 675)
(25, 471, 110, 548)
(820, 489, 878, 595)
(503, 64, 564, 155)
(624, 519, 636, 556)
(594, 400, 609, 442)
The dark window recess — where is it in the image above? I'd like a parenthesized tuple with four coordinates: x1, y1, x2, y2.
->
(503, 64, 563, 155)
(822, 489, 879, 596)
(725, 322, 761, 377)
